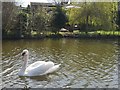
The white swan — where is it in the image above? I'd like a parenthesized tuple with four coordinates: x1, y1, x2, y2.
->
(18, 49, 61, 76)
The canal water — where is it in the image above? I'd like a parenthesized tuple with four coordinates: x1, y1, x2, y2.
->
(2, 39, 118, 88)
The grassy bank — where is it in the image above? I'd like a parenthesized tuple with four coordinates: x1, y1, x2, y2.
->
(59, 30, 120, 36)
(3, 30, 120, 40)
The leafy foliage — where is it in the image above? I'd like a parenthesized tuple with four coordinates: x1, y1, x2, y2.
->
(66, 2, 118, 32)
(2, 2, 18, 38)
(2, 2, 119, 39)
(51, 5, 68, 33)
(117, 2, 120, 30)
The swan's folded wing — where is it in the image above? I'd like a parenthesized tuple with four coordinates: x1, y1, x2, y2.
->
(24, 61, 55, 76)
(25, 61, 46, 76)
(45, 61, 54, 69)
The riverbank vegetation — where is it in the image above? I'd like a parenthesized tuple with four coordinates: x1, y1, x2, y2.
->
(2, 2, 120, 39)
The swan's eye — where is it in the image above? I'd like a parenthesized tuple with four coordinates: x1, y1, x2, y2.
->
(22, 52, 26, 56)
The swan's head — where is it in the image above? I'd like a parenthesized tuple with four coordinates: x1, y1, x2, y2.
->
(21, 49, 29, 56)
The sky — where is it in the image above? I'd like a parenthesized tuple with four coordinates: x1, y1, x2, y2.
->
(16, 0, 55, 7)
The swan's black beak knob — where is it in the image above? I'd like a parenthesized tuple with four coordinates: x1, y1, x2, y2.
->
(22, 52, 25, 56)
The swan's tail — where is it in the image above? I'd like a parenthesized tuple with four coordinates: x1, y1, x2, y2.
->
(44, 64, 61, 74)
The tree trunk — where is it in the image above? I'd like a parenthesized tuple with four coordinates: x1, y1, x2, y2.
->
(86, 15, 89, 33)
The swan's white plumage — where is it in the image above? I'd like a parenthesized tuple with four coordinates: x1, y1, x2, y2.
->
(18, 49, 60, 76)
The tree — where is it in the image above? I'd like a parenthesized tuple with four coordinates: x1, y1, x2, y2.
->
(51, 5, 68, 33)
(30, 6, 51, 36)
(117, 1, 120, 30)
(2, 2, 18, 38)
(24, 5, 32, 37)
(66, 2, 118, 32)
(14, 12, 27, 38)
(79, 2, 117, 31)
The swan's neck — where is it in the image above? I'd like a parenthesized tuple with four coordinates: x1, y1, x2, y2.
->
(18, 55, 29, 76)
(23, 55, 28, 67)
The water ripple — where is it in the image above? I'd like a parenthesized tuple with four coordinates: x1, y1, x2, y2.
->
(2, 39, 118, 88)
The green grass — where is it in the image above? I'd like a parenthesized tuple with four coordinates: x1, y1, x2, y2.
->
(31, 30, 120, 37)
(72, 30, 120, 36)
(96, 31, 120, 35)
